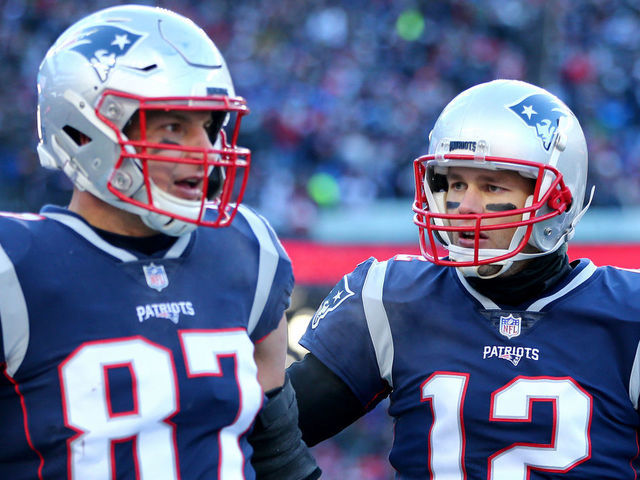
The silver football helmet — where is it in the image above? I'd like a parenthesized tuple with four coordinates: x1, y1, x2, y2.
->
(413, 79, 591, 277)
(37, 5, 251, 235)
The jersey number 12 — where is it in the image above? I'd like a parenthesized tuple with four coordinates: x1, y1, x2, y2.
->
(421, 372, 592, 479)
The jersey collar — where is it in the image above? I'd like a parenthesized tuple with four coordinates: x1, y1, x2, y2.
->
(40, 205, 192, 262)
(455, 258, 597, 312)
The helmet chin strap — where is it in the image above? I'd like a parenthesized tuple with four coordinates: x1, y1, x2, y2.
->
(135, 179, 203, 236)
(456, 262, 513, 279)
(141, 210, 197, 236)
(453, 247, 554, 279)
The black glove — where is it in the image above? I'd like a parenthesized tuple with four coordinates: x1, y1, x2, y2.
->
(249, 374, 321, 480)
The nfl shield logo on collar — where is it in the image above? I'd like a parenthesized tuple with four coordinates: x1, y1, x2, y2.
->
(143, 263, 169, 292)
(499, 314, 522, 339)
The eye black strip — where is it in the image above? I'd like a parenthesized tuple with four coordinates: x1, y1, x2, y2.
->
(486, 203, 517, 211)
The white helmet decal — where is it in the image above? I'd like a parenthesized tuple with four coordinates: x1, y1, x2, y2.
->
(69, 26, 143, 82)
(508, 93, 570, 151)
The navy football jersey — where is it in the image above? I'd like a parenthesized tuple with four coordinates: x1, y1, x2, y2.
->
(301, 255, 640, 479)
(0, 204, 293, 480)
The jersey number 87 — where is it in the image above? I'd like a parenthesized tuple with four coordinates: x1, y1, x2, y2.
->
(59, 330, 261, 480)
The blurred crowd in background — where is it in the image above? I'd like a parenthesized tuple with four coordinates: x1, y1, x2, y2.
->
(2, 0, 640, 239)
(2, 0, 640, 477)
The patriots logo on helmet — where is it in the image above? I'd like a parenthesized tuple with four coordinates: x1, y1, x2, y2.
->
(70, 25, 142, 82)
(508, 94, 569, 151)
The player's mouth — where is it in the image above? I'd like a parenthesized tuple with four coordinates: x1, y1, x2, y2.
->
(456, 230, 489, 248)
(173, 175, 204, 200)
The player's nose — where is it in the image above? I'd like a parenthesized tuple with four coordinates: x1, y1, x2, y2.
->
(181, 128, 215, 171)
(188, 126, 215, 151)
(457, 185, 484, 215)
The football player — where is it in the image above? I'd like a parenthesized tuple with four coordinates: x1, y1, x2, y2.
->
(289, 79, 640, 478)
(0, 5, 318, 480)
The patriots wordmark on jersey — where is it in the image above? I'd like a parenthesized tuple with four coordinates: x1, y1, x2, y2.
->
(0, 205, 293, 480)
(301, 255, 640, 479)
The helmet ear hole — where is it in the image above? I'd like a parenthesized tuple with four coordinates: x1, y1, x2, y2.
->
(63, 126, 92, 146)
(428, 172, 448, 193)
(207, 111, 227, 142)
(122, 111, 140, 137)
